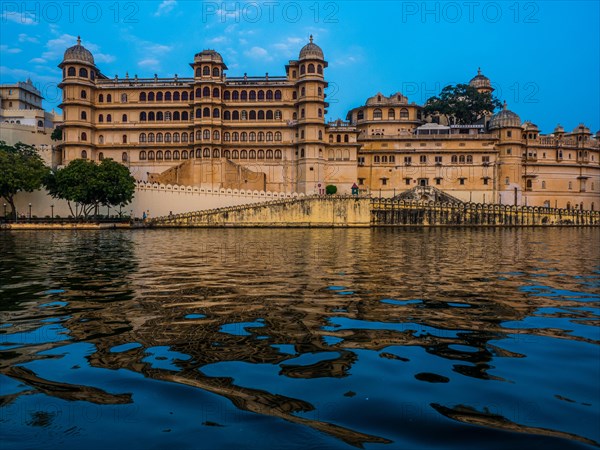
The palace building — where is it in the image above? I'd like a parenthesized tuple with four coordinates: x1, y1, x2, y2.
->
(57, 38, 599, 208)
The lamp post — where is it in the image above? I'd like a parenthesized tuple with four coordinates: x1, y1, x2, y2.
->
(28, 203, 32, 219)
(3, 203, 6, 218)
(51, 204, 54, 220)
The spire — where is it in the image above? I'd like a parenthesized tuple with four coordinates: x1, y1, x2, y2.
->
(503, 100, 507, 110)
(477, 67, 481, 75)
(77, 36, 81, 45)
(309, 34, 313, 43)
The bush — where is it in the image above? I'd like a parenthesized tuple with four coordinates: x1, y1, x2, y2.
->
(325, 185, 337, 195)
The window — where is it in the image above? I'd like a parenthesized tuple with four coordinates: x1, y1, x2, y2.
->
(459, 155, 465, 163)
(156, 133, 163, 143)
(266, 132, 273, 141)
(157, 112, 163, 121)
(165, 133, 171, 143)
(381, 178, 388, 186)
(213, 149, 220, 158)
(156, 92, 163, 102)
(98, 135, 104, 144)
(182, 150, 188, 159)
(223, 91, 231, 100)
(507, 130, 512, 137)
(241, 90, 248, 100)
(80, 90, 87, 99)
(156, 151, 163, 160)
(173, 150, 180, 160)
(203, 66, 210, 76)
(173, 111, 180, 121)
(400, 108, 409, 119)
(301, 87, 306, 97)
(122, 134, 127, 144)
(357, 110, 364, 120)
(81, 111, 87, 120)
(435, 178, 442, 185)
(81, 132, 87, 141)
(388, 109, 395, 119)
(148, 151, 155, 160)
(435, 156, 442, 164)
(257, 110, 264, 120)
(148, 133, 155, 142)
(542, 181, 546, 189)
(568, 181, 572, 190)
(107, 94, 112, 103)
(196, 68, 201, 77)
(507, 148, 512, 155)
(203, 107, 210, 117)
(308, 64, 315, 73)
(213, 88, 220, 98)
(275, 90, 282, 100)
(165, 112, 171, 121)
(526, 179, 532, 189)
(203, 130, 210, 140)
(139, 133, 147, 143)
(317, 65, 323, 74)
(275, 149, 282, 159)
(122, 152, 128, 162)
(373, 109, 382, 119)
(318, 130, 323, 140)
(404, 156, 412, 165)
(79, 68, 88, 78)
(122, 114, 128, 123)
(121, 94, 127, 103)
(420, 155, 426, 164)
(466, 155, 473, 164)
(173, 92, 180, 101)
(258, 132, 265, 141)
(275, 131, 282, 141)
(374, 155, 380, 163)
(99, 94, 104, 102)
(258, 150, 264, 159)
(300, 65, 306, 75)
(139, 112, 146, 121)
(266, 110, 273, 120)
(203, 87, 210, 97)
(165, 150, 171, 160)
(81, 150, 87, 159)
(213, 67, 219, 77)
(459, 178, 465, 185)
(196, 108, 202, 119)
(318, 108, 323, 118)
(67, 67, 76, 76)
(140, 150, 147, 160)
(213, 108, 220, 118)
(213, 130, 220, 140)
(232, 132, 239, 142)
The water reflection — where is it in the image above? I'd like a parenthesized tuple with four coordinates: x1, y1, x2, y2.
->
(1, 228, 599, 449)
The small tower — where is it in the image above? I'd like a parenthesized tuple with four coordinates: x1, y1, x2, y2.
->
(488, 102, 525, 205)
(469, 68, 494, 94)
(295, 35, 328, 194)
(58, 36, 98, 164)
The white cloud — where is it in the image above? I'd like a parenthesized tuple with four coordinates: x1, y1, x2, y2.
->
(138, 59, 160, 70)
(272, 37, 303, 55)
(18, 33, 38, 43)
(1, 11, 37, 25)
(38, 34, 116, 66)
(0, 45, 22, 54)
(243, 46, 271, 60)
(30, 57, 46, 64)
(95, 53, 116, 63)
(208, 36, 228, 45)
(0, 66, 59, 84)
(239, 38, 248, 46)
(155, 0, 177, 16)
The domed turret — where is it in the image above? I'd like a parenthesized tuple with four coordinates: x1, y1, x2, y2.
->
(299, 35, 324, 60)
(488, 101, 521, 130)
(553, 124, 565, 135)
(522, 121, 539, 132)
(469, 68, 493, 93)
(194, 49, 224, 64)
(63, 36, 95, 65)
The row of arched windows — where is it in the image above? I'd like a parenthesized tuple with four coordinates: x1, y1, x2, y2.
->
(299, 63, 323, 75)
(140, 91, 191, 102)
(372, 108, 410, 120)
(223, 90, 283, 101)
(195, 66, 221, 77)
(139, 132, 192, 143)
(223, 131, 282, 142)
(140, 111, 190, 121)
(222, 110, 283, 120)
(139, 148, 284, 160)
(66, 66, 96, 80)
(450, 155, 474, 164)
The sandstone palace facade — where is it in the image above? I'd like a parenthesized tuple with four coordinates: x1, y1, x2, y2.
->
(58, 38, 600, 210)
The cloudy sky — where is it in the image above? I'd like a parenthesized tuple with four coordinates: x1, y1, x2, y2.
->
(1, 1, 598, 132)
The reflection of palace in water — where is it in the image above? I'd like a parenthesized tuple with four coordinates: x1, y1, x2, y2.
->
(1, 230, 598, 447)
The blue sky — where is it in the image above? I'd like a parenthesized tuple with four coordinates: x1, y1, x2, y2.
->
(1, 1, 598, 133)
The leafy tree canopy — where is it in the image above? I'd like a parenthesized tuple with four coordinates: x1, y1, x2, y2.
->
(325, 185, 337, 195)
(0, 141, 49, 219)
(51, 127, 63, 141)
(46, 158, 135, 217)
(422, 84, 502, 125)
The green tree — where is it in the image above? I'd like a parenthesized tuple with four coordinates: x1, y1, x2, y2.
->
(422, 84, 502, 125)
(51, 127, 63, 141)
(325, 185, 337, 195)
(0, 141, 50, 219)
(46, 158, 135, 218)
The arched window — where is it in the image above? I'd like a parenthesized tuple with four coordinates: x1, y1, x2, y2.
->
(258, 90, 265, 100)
(300, 65, 306, 75)
(275, 149, 282, 159)
(241, 90, 247, 100)
(249, 132, 256, 141)
(213, 88, 220, 98)
(300, 148, 305, 158)
(232, 90, 239, 100)
(308, 64, 315, 73)
(107, 94, 112, 103)
(203, 130, 210, 140)
(318, 87, 322, 96)
(241, 150, 248, 159)
(318, 108, 322, 118)
(266, 150, 273, 159)
(213, 130, 220, 140)
(122, 134, 127, 144)
(292, 91, 297, 100)
(165, 133, 171, 143)
(165, 92, 171, 101)
(164, 150, 171, 160)
(107, 114, 112, 123)
(196, 88, 202, 98)
(459, 155, 465, 163)
(317, 65, 323, 74)
(157, 112, 163, 121)
(451, 155, 458, 163)
(249, 90, 256, 100)
(275, 110, 282, 120)
(301, 109, 305, 118)
(173, 111, 180, 121)
(266, 90, 273, 100)
(156, 150, 163, 160)
(373, 108, 382, 119)
(249, 110, 256, 120)
(336, 134, 341, 143)
(193, 149, 200, 158)
(266, 132, 273, 141)
(224, 91, 231, 100)
(122, 114, 127, 123)
(232, 111, 239, 120)
(79, 68, 88, 78)
(156, 133, 163, 143)
(224, 132, 231, 141)
(173, 92, 180, 101)
(213, 149, 220, 158)
(98, 135, 104, 144)
(223, 150, 230, 159)
(344, 135, 349, 143)
(196, 130, 202, 141)
(182, 91, 189, 101)
(140, 151, 147, 160)
(121, 93, 127, 103)
(148, 112, 154, 121)
(357, 110, 364, 120)
(318, 130, 323, 140)
(173, 150, 180, 160)
(81, 111, 87, 120)
(139, 133, 147, 143)
(257, 110, 264, 120)
(203, 107, 210, 117)
(203, 148, 210, 157)
(122, 152, 128, 162)
(400, 108, 409, 119)
(203, 87, 210, 97)
(301, 87, 306, 96)
(148, 151, 155, 160)
(195, 68, 201, 77)
(258, 150, 265, 159)
(196, 108, 202, 118)
(67, 67, 76, 76)
(388, 109, 395, 119)
(182, 150, 188, 159)
(526, 179, 532, 189)
(329, 135, 334, 143)
(149, 92, 156, 102)
(148, 133, 155, 142)
(203, 66, 210, 76)
(249, 150, 256, 159)
(80, 90, 87, 99)
(241, 110, 247, 120)
(173, 133, 180, 143)
(165, 111, 171, 121)
(213, 108, 220, 118)
(258, 132, 265, 141)
(182, 132, 188, 142)
(232, 150, 239, 159)
(293, 112, 297, 120)
(81, 150, 87, 159)
(542, 181, 546, 189)
(139, 112, 146, 121)
(275, 132, 282, 141)
(140, 92, 146, 102)
(81, 132, 87, 141)
(99, 94, 104, 102)
(466, 155, 473, 164)
(182, 111, 189, 120)
(156, 92, 163, 101)
(232, 132, 239, 142)
(274, 90, 282, 100)
(241, 132, 247, 142)
(223, 111, 231, 120)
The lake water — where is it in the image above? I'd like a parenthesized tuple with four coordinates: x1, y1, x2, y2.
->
(1, 228, 599, 449)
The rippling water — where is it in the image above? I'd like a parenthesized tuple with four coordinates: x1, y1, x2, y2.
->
(1, 228, 599, 449)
